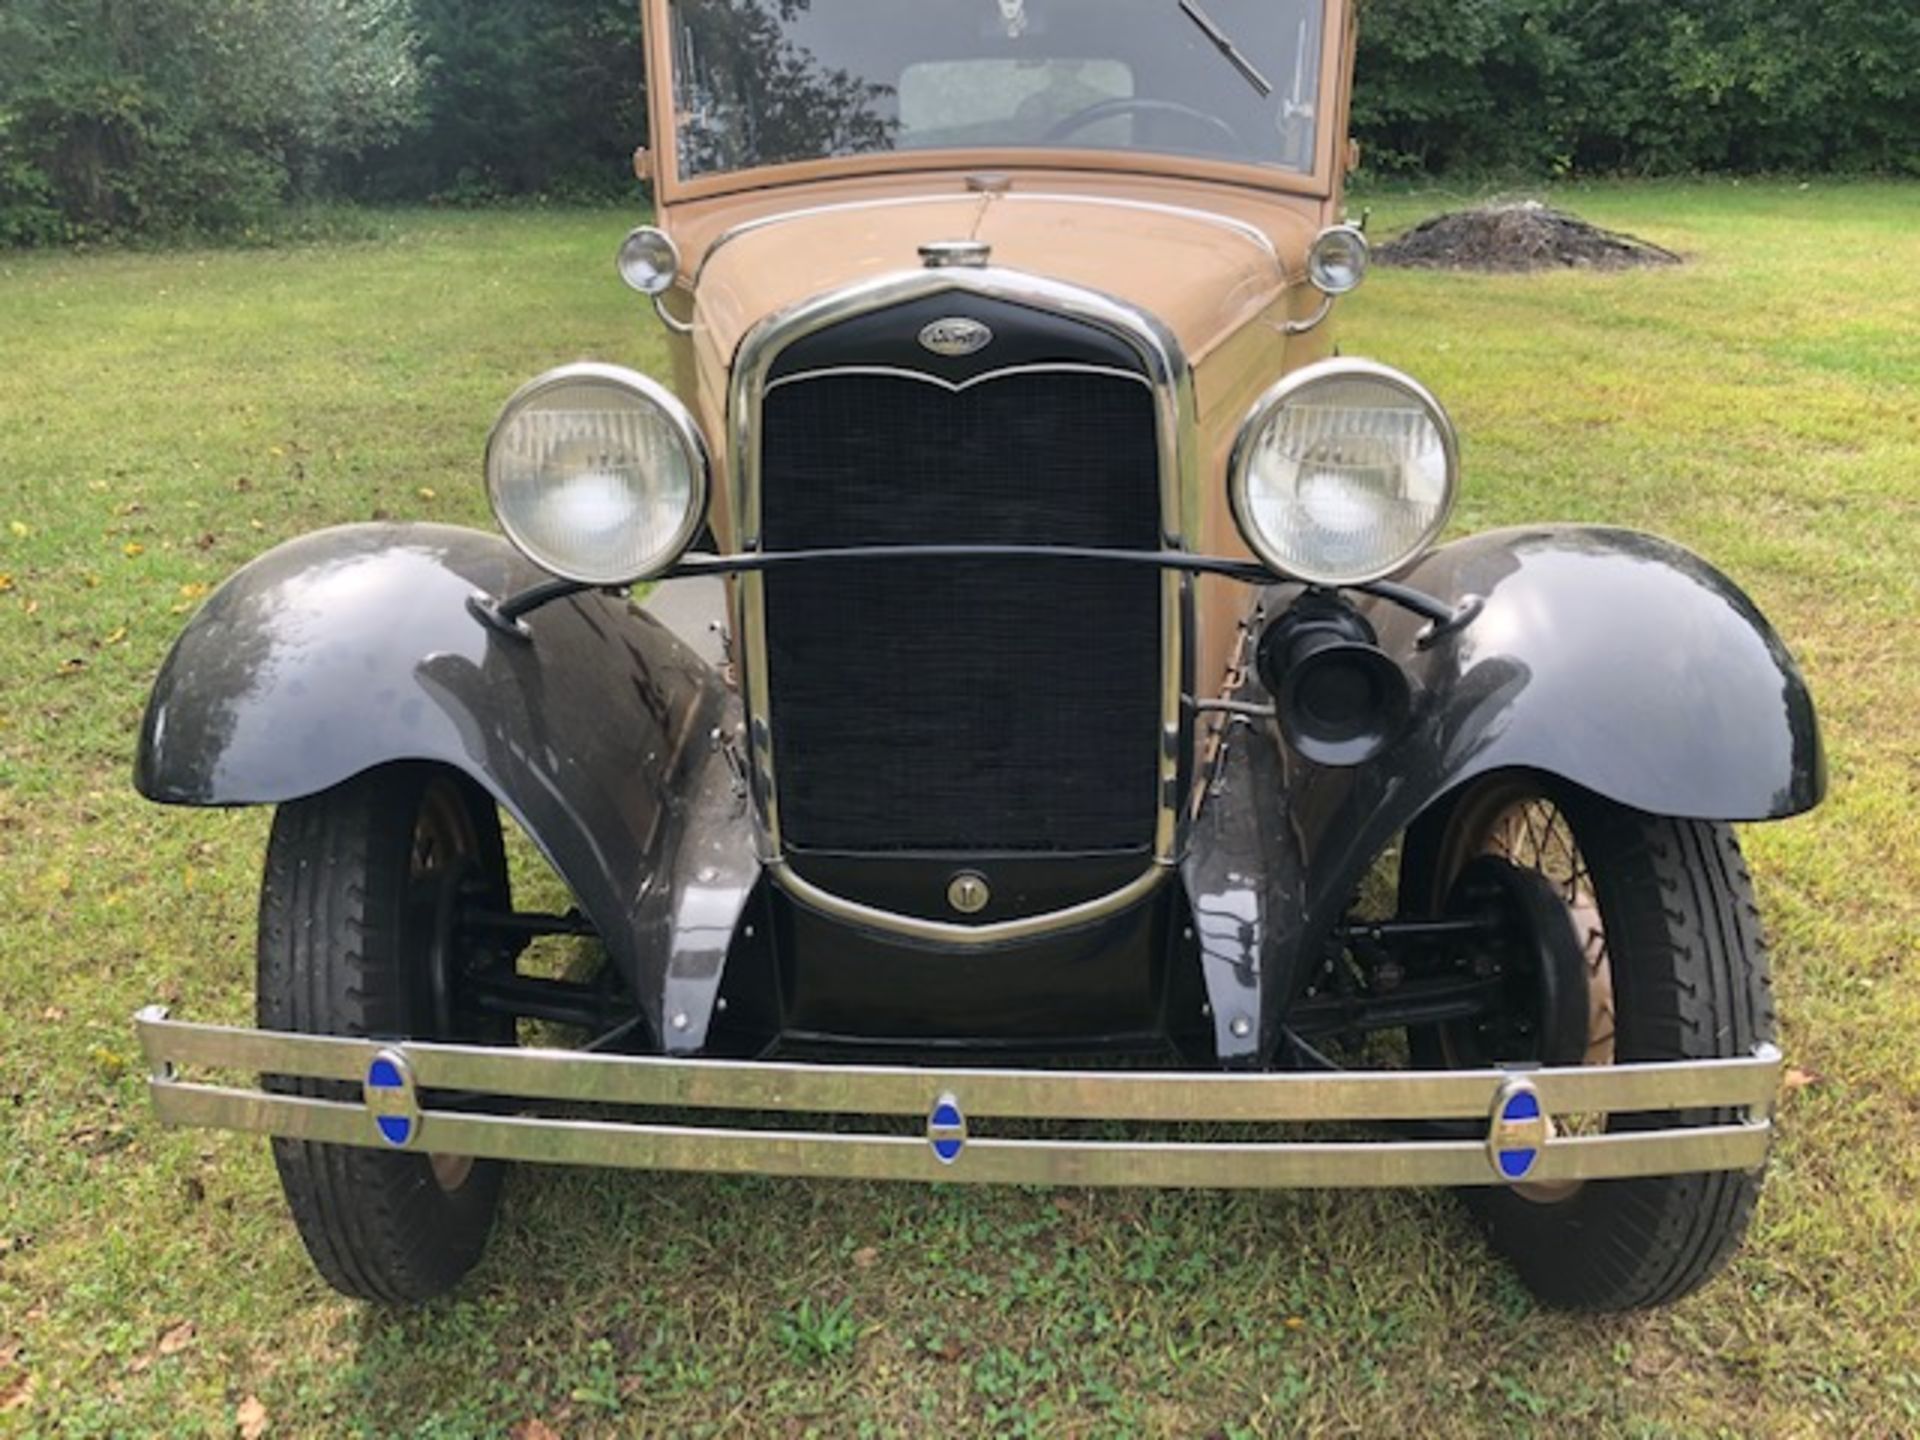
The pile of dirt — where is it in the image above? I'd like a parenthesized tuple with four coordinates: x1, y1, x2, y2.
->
(1375, 200, 1681, 272)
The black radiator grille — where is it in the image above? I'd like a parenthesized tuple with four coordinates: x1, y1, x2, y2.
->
(760, 367, 1163, 853)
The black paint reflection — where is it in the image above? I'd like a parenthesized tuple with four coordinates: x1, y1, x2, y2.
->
(136, 523, 741, 1045)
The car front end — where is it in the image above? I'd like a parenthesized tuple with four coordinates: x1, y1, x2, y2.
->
(131, 0, 1821, 1309)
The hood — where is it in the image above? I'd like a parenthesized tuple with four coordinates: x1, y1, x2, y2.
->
(689, 191, 1305, 373)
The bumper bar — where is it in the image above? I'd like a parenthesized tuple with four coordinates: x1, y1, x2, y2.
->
(136, 1008, 1780, 1190)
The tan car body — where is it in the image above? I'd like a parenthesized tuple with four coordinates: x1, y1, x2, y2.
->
(127, 2, 1826, 1297)
(637, 0, 1359, 707)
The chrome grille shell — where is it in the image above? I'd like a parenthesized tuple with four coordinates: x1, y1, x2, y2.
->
(727, 268, 1198, 944)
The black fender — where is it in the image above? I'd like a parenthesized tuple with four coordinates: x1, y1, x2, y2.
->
(136, 523, 757, 1051)
(1248, 524, 1822, 1046)
(1356, 524, 1822, 822)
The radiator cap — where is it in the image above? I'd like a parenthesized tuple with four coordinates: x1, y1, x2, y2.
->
(920, 239, 991, 269)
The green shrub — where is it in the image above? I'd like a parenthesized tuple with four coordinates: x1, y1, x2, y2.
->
(354, 0, 647, 203)
(0, 0, 418, 244)
(1353, 0, 1920, 177)
(4, 0, 1916, 245)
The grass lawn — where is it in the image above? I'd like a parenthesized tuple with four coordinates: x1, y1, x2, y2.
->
(1, 181, 1917, 1436)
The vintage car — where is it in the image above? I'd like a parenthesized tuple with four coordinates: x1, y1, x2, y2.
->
(133, 0, 1822, 1310)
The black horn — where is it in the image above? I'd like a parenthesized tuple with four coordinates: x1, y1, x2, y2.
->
(1257, 593, 1412, 767)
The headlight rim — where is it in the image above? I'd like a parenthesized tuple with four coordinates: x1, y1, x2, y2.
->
(1306, 222, 1371, 296)
(1228, 357, 1460, 588)
(616, 225, 681, 297)
(484, 360, 710, 587)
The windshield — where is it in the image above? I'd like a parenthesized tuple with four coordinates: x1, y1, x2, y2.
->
(668, 0, 1327, 181)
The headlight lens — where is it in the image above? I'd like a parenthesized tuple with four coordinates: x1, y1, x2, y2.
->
(1306, 224, 1370, 295)
(616, 226, 679, 295)
(1230, 359, 1458, 586)
(485, 363, 708, 585)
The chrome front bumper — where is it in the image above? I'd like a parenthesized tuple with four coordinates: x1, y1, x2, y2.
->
(136, 1008, 1780, 1190)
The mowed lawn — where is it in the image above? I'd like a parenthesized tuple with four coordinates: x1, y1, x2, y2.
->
(1, 182, 1916, 1437)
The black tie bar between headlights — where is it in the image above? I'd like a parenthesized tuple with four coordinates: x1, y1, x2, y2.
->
(469, 545, 1481, 642)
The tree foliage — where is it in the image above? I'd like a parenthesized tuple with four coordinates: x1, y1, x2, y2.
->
(0, 0, 418, 244)
(2, 0, 1916, 245)
(1352, 0, 1920, 176)
(356, 0, 647, 202)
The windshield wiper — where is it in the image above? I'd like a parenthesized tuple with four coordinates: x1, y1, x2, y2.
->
(1178, 0, 1274, 98)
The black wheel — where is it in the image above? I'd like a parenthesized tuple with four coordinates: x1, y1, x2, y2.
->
(1400, 774, 1776, 1311)
(258, 764, 513, 1303)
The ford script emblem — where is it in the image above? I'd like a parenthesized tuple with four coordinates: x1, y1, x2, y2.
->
(918, 317, 992, 357)
(1487, 1077, 1550, 1182)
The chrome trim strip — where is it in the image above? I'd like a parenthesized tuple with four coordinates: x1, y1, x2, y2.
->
(138, 1011, 1781, 1189)
(693, 191, 1282, 286)
(139, 1012, 1782, 1120)
(997, 192, 1280, 269)
(728, 266, 1196, 943)
(148, 1083, 1771, 1189)
(1156, 569, 1183, 857)
(764, 363, 1152, 395)
(695, 194, 986, 285)
(740, 566, 782, 846)
(770, 858, 1171, 946)
(732, 268, 1190, 549)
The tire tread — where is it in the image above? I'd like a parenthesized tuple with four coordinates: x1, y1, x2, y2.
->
(1412, 780, 1776, 1312)
(258, 767, 504, 1304)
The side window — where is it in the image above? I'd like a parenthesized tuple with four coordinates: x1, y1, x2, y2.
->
(897, 59, 1134, 150)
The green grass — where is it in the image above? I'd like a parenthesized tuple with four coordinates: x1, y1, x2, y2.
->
(1, 182, 1916, 1436)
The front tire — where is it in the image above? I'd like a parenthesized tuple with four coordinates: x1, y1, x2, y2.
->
(1401, 776, 1776, 1311)
(258, 764, 512, 1303)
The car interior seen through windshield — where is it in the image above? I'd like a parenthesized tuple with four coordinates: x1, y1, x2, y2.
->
(670, 0, 1326, 179)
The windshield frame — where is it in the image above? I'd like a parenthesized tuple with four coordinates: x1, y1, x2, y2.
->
(642, 0, 1350, 204)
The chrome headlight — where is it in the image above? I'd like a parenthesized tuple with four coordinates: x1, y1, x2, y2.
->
(616, 226, 679, 296)
(1306, 223, 1370, 295)
(485, 362, 708, 585)
(1229, 359, 1459, 586)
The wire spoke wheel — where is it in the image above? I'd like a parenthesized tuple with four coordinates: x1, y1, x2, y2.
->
(1484, 798, 1616, 1067)
(405, 778, 500, 1194)
(1399, 773, 1776, 1311)
(1465, 795, 1616, 1196)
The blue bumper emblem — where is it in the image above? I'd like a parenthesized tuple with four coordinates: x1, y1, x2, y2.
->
(364, 1049, 421, 1148)
(1488, 1078, 1550, 1182)
(927, 1092, 967, 1164)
